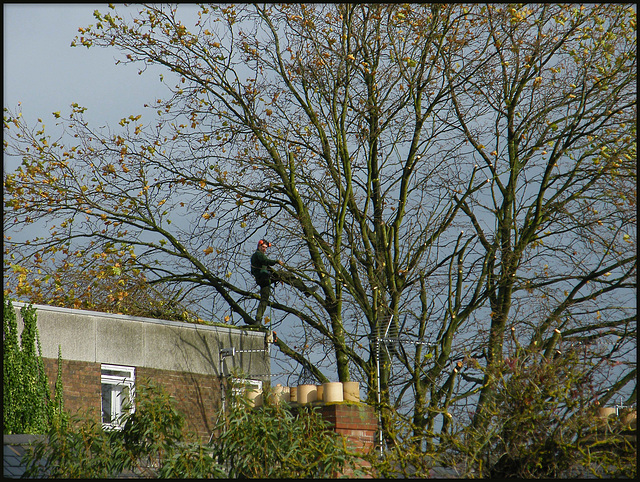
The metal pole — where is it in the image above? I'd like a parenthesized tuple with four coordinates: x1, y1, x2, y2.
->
(376, 335, 383, 457)
(376, 313, 393, 457)
(219, 347, 236, 433)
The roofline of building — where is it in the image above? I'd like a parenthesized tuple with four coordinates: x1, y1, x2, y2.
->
(9, 301, 263, 339)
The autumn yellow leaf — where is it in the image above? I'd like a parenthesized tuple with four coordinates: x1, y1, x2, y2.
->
(204, 246, 214, 255)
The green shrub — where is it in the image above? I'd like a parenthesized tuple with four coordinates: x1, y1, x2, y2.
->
(211, 387, 366, 478)
(23, 380, 224, 478)
(452, 349, 637, 478)
(22, 380, 366, 478)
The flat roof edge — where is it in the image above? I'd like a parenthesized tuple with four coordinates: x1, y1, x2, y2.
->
(8, 301, 262, 338)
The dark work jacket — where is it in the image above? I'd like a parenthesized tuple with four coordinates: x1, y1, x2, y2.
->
(250, 250, 279, 286)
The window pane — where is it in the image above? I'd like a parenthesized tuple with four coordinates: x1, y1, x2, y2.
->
(121, 385, 131, 412)
(102, 369, 131, 378)
(101, 364, 135, 429)
(102, 384, 114, 424)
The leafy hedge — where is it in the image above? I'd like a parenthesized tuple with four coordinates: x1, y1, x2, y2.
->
(22, 380, 368, 478)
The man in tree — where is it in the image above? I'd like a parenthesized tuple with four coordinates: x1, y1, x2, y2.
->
(250, 239, 317, 324)
(2, 4, 635, 465)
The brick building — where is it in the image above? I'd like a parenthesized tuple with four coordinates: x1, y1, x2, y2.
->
(9, 302, 270, 441)
(5, 302, 379, 477)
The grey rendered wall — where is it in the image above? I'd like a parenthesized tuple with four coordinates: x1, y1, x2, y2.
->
(11, 302, 270, 381)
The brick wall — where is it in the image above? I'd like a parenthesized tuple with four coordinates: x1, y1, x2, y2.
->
(286, 402, 377, 476)
(317, 403, 377, 477)
(43, 357, 101, 420)
(137, 367, 221, 442)
(42, 358, 222, 442)
(318, 403, 377, 454)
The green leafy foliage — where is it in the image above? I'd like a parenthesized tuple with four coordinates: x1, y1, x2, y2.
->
(438, 347, 637, 478)
(22, 380, 366, 478)
(479, 349, 636, 478)
(23, 381, 224, 478)
(211, 386, 366, 478)
(367, 345, 637, 478)
(3, 298, 67, 434)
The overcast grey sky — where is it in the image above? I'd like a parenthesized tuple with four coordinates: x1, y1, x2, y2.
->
(3, 3, 172, 171)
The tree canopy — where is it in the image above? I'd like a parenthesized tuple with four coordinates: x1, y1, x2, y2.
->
(4, 4, 636, 470)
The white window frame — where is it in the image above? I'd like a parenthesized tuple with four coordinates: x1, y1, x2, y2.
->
(231, 377, 262, 404)
(101, 364, 135, 430)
